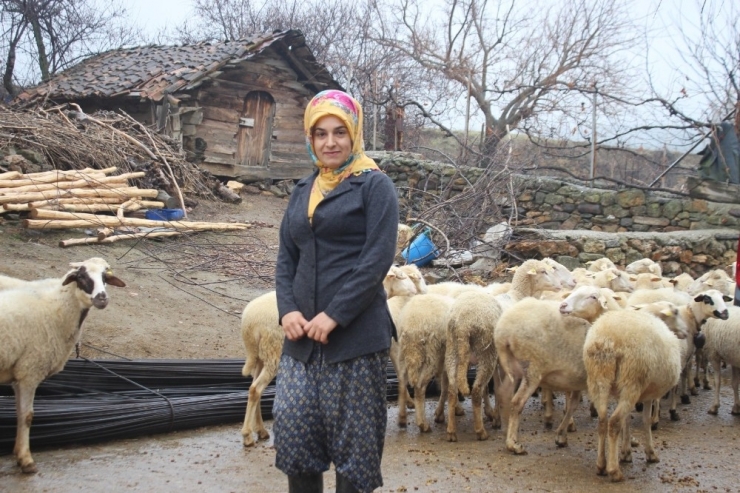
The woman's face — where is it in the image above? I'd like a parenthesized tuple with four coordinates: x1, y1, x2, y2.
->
(311, 115, 352, 169)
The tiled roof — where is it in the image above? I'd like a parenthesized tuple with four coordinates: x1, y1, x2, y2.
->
(16, 30, 339, 103)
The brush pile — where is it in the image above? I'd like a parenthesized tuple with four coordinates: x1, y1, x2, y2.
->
(0, 105, 228, 201)
(0, 167, 250, 247)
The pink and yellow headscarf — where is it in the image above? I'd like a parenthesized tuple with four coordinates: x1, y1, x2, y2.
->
(304, 90, 379, 221)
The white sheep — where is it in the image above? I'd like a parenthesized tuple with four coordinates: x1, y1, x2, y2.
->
(0, 258, 126, 473)
(625, 258, 663, 277)
(583, 304, 688, 482)
(494, 286, 616, 455)
(444, 258, 563, 442)
(586, 257, 617, 272)
(397, 223, 414, 254)
(648, 291, 730, 422)
(687, 268, 734, 297)
(395, 293, 456, 431)
(627, 287, 692, 307)
(629, 272, 671, 290)
(669, 273, 696, 292)
(701, 305, 740, 416)
(240, 267, 417, 447)
(589, 268, 635, 293)
(427, 281, 484, 297)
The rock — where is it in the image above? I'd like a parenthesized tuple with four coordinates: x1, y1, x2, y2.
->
(616, 189, 645, 208)
(633, 216, 670, 227)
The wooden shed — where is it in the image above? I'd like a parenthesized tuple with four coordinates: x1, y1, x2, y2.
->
(16, 30, 343, 181)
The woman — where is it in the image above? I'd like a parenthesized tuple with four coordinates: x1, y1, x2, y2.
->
(273, 90, 399, 493)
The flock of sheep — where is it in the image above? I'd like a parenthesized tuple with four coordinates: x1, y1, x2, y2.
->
(1, 235, 739, 482)
(240, 232, 740, 483)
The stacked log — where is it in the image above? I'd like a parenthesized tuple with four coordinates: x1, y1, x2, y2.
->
(0, 167, 161, 213)
(0, 167, 250, 247)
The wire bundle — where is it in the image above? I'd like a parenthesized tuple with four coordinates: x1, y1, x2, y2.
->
(0, 358, 472, 454)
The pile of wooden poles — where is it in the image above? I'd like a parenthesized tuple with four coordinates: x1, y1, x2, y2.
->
(0, 167, 249, 247)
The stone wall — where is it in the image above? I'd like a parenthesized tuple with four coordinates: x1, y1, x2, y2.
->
(371, 151, 739, 275)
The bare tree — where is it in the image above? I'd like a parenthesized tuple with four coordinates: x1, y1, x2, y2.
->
(371, 0, 638, 161)
(645, 1, 739, 128)
(0, 0, 138, 94)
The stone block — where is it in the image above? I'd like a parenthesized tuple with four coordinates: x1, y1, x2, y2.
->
(616, 189, 645, 208)
(633, 216, 670, 227)
(577, 203, 602, 215)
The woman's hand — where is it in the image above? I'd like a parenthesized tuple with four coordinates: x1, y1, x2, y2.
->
(281, 311, 308, 341)
(304, 312, 338, 344)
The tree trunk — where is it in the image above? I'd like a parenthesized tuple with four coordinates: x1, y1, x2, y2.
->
(28, 13, 50, 82)
(3, 42, 18, 96)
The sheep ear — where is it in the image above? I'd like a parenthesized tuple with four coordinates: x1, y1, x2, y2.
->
(660, 307, 675, 317)
(631, 304, 645, 311)
(723, 295, 733, 302)
(693, 294, 704, 302)
(705, 280, 715, 287)
(628, 275, 636, 281)
(528, 267, 537, 275)
(598, 296, 608, 309)
(507, 266, 518, 272)
(62, 271, 78, 286)
(606, 271, 617, 281)
(104, 271, 126, 288)
(669, 278, 678, 285)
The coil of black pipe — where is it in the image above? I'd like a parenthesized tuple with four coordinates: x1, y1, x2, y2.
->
(0, 358, 477, 454)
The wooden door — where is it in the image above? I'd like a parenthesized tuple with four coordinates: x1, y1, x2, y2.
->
(236, 91, 275, 167)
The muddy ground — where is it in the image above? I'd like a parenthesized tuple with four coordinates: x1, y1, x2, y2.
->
(1, 192, 739, 492)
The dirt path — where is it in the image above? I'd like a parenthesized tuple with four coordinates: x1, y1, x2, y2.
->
(2, 387, 740, 492)
(1, 192, 740, 491)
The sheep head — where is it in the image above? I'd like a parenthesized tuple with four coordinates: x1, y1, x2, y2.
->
(63, 258, 126, 309)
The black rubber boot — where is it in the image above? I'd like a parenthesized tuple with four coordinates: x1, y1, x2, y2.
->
(336, 471, 360, 493)
(288, 472, 324, 493)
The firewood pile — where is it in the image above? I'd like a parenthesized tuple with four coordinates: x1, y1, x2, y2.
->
(0, 167, 249, 248)
(0, 104, 231, 202)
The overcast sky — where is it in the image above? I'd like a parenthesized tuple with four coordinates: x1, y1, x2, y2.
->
(105, 0, 736, 150)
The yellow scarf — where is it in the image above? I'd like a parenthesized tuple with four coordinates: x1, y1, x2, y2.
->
(304, 90, 380, 221)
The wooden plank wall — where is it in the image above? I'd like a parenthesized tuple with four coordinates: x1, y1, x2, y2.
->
(192, 50, 314, 181)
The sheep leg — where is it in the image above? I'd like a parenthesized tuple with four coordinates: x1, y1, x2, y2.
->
(650, 399, 661, 430)
(619, 405, 633, 464)
(12, 381, 38, 473)
(606, 400, 632, 482)
(483, 378, 496, 422)
(471, 365, 495, 441)
(566, 393, 577, 432)
(414, 381, 431, 432)
(701, 352, 711, 390)
(592, 392, 609, 477)
(391, 342, 414, 410)
(642, 400, 660, 463)
(688, 351, 700, 395)
(397, 367, 409, 428)
(435, 371, 448, 423)
(731, 366, 740, 415)
(445, 343, 464, 441)
(241, 361, 261, 447)
(679, 365, 691, 404)
(542, 387, 555, 429)
(555, 391, 581, 447)
(489, 366, 504, 429)
(242, 362, 273, 446)
(667, 385, 679, 423)
(446, 384, 460, 442)
(708, 357, 723, 415)
(505, 370, 540, 454)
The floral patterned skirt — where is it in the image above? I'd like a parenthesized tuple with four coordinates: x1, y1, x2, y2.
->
(273, 344, 389, 493)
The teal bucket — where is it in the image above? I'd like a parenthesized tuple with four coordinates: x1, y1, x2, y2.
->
(401, 231, 440, 267)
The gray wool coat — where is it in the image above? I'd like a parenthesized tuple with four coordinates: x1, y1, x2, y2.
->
(275, 169, 399, 364)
